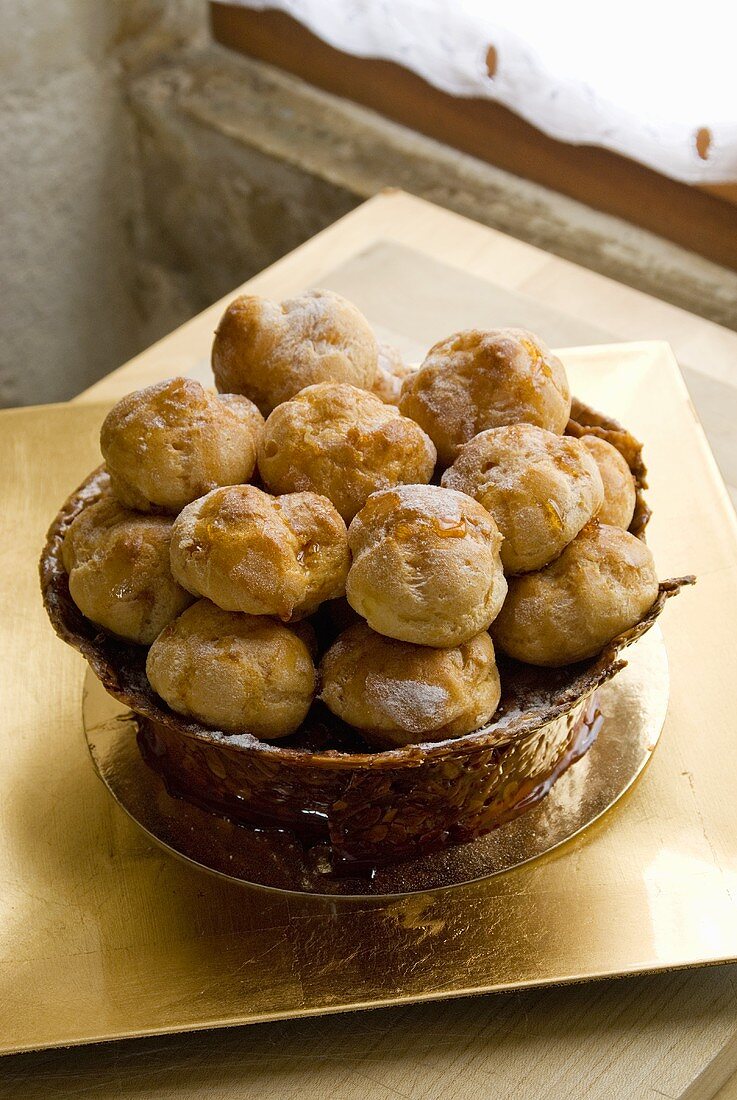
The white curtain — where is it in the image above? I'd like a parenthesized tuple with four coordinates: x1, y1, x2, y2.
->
(220, 0, 737, 184)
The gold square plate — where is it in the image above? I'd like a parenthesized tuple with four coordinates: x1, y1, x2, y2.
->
(2, 341, 737, 1056)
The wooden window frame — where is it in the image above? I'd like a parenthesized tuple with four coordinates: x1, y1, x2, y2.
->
(210, 3, 737, 272)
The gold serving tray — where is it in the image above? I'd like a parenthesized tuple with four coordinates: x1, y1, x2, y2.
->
(2, 341, 737, 1055)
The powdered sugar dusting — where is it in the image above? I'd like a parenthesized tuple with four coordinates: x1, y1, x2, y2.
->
(365, 673, 450, 733)
(371, 483, 484, 524)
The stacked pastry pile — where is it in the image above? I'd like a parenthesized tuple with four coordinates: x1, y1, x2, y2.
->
(61, 290, 658, 749)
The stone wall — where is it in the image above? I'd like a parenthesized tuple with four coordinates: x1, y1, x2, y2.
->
(0, 1, 138, 405)
(0, 0, 208, 406)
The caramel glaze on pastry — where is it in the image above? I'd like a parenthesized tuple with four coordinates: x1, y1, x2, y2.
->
(371, 343, 416, 405)
(492, 521, 659, 666)
(258, 382, 437, 522)
(581, 434, 637, 529)
(346, 484, 507, 647)
(146, 599, 316, 739)
(399, 328, 572, 466)
(211, 289, 378, 415)
(320, 621, 501, 748)
(441, 423, 604, 574)
(100, 377, 264, 514)
(170, 484, 349, 622)
(61, 495, 194, 645)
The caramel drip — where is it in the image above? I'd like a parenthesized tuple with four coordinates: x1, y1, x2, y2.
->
(431, 516, 468, 538)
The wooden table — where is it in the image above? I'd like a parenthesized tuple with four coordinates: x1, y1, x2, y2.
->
(4, 192, 737, 1100)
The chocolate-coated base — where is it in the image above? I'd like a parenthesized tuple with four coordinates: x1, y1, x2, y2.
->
(82, 625, 669, 897)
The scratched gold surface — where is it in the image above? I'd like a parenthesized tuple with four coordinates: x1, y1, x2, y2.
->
(2, 342, 737, 1054)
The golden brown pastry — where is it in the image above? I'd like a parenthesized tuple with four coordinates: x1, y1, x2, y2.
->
(170, 484, 349, 621)
(146, 600, 315, 738)
(211, 289, 378, 414)
(100, 378, 264, 514)
(441, 423, 604, 574)
(320, 622, 501, 748)
(581, 435, 637, 529)
(258, 383, 437, 522)
(492, 521, 659, 666)
(62, 496, 193, 644)
(399, 328, 572, 466)
(371, 343, 416, 405)
(346, 484, 507, 647)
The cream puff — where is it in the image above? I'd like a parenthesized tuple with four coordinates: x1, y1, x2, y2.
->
(492, 521, 659, 666)
(399, 328, 571, 465)
(62, 496, 193, 644)
(258, 382, 437, 522)
(371, 343, 416, 406)
(346, 484, 507, 647)
(211, 289, 378, 414)
(170, 484, 349, 621)
(441, 423, 604, 573)
(100, 377, 264, 514)
(146, 600, 315, 738)
(580, 435, 637, 529)
(320, 622, 501, 747)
